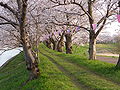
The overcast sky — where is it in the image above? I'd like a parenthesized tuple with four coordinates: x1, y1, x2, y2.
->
(104, 22, 120, 36)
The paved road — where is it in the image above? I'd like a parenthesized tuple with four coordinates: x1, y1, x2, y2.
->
(96, 56, 118, 64)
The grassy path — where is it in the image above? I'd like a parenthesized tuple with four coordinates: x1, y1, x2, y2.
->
(40, 46, 120, 90)
(46, 49, 120, 86)
(0, 52, 81, 90)
(1, 44, 120, 90)
(40, 52, 88, 90)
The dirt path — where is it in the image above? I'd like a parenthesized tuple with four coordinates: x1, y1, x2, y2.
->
(40, 49, 120, 90)
(40, 52, 88, 90)
(46, 50, 120, 85)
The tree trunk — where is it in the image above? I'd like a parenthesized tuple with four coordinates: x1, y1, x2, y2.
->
(57, 33, 64, 52)
(57, 39, 64, 52)
(115, 54, 120, 69)
(21, 32, 40, 80)
(89, 34, 96, 60)
(49, 37, 58, 51)
(65, 34, 72, 54)
(45, 40, 52, 49)
(53, 41, 58, 51)
(19, 1, 40, 80)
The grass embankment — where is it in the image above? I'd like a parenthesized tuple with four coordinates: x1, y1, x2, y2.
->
(24, 53, 80, 90)
(96, 43, 116, 53)
(0, 52, 80, 90)
(96, 44, 119, 58)
(1, 43, 120, 90)
(0, 53, 28, 90)
(41, 45, 120, 90)
(40, 44, 120, 86)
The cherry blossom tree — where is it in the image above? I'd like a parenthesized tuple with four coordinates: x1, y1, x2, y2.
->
(0, 0, 40, 80)
(49, 0, 118, 59)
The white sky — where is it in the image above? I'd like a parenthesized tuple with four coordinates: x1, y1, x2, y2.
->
(104, 22, 120, 36)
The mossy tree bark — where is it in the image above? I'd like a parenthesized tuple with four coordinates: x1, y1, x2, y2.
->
(53, 41, 58, 51)
(0, 0, 40, 79)
(87, 0, 108, 60)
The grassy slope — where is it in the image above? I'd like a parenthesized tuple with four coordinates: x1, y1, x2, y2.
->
(39, 45, 120, 90)
(24, 53, 80, 90)
(96, 44, 116, 53)
(40, 44, 120, 85)
(0, 43, 120, 90)
(0, 52, 29, 90)
(96, 43, 119, 58)
(0, 52, 79, 90)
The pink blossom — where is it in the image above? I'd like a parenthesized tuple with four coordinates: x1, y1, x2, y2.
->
(117, 15, 120, 23)
(92, 24, 97, 30)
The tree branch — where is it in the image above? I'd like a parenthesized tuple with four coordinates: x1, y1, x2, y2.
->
(95, 2, 110, 38)
(0, 2, 18, 18)
(0, 22, 13, 25)
(51, 21, 89, 31)
(0, 15, 19, 26)
(71, 1, 93, 21)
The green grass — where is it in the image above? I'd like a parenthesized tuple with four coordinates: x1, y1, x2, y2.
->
(1, 43, 120, 90)
(72, 43, 115, 53)
(96, 43, 116, 53)
(96, 44, 110, 48)
(40, 44, 120, 85)
(0, 51, 80, 90)
(96, 44, 115, 49)
(72, 45, 88, 55)
(39, 44, 120, 90)
(0, 52, 29, 90)
(23, 53, 80, 90)
(63, 44, 88, 55)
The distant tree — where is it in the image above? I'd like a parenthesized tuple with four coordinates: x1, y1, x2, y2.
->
(97, 33, 114, 44)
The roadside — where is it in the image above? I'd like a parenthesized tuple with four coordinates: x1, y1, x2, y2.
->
(96, 44, 119, 64)
(96, 53, 119, 64)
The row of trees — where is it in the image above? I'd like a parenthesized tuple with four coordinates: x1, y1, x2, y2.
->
(0, 0, 119, 80)
(47, 0, 117, 60)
